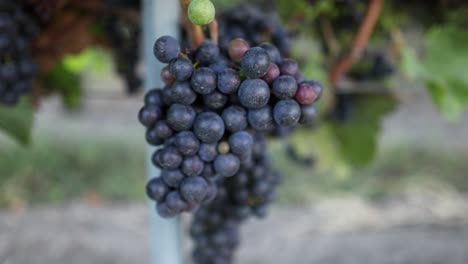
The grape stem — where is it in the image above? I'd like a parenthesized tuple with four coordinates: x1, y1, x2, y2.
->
(179, 0, 206, 48)
(209, 19, 219, 44)
(329, 0, 384, 86)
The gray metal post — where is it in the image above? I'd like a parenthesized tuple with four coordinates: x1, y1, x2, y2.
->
(142, 1, 183, 264)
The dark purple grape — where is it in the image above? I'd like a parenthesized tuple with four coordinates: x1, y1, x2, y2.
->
(144, 89, 162, 106)
(221, 106, 248, 133)
(196, 40, 220, 65)
(247, 106, 274, 131)
(191, 67, 217, 94)
(203, 91, 228, 110)
(168, 81, 197, 105)
(161, 169, 185, 188)
(170, 56, 193, 81)
(228, 131, 254, 156)
(194, 112, 225, 143)
(161, 65, 175, 85)
(152, 146, 183, 170)
(295, 81, 320, 105)
(154, 121, 173, 140)
(273, 99, 301, 127)
(238, 79, 270, 109)
(299, 104, 317, 125)
(156, 202, 178, 218)
(180, 176, 209, 204)
(175, 131, 200, 156)
(182, 156, 205, 177)
(166, 191, 189, 212)
(153, 35, 180, 63)
(272, 75, 297, 99)
(199, 143, 218, 162)
(279, 58, 298, 76)
(167, 104, 196, 131)
(214, 154, 240, 177)
(138, 105, 162, 127)
(217, 68, 240, 94)
(241, 47, 271, 78)
(259, 43, 281, 64)
(146, 177, 169, 202)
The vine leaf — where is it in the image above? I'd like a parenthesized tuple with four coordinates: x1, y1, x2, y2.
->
(401, 26, 468, 121)
(0, 98, 34, 145)
(329, 93, 397, 167)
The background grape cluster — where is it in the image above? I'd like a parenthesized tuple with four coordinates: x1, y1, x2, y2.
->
(0, 0, 39, 106)
(139, 28, 322, 262)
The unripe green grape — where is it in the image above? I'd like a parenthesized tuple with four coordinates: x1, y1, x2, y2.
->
(188, 0, 215, 26)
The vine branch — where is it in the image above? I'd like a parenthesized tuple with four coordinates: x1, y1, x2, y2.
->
(329, 0, 384, 86)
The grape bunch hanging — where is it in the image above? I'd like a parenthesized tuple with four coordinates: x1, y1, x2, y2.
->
(137, 1, 322, 263)
(140, 35, 321, 216)
(0, 0, 39, 106)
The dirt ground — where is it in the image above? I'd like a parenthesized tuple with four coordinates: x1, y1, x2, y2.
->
(1, 191, 468, 264)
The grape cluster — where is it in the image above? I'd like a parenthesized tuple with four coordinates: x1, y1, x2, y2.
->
(217, 4, 292, 56)
(103, 0, 142, 94)
(139, 35, 321, 217)
(0, 0, 39, 106)
(191, 134, 282, 264)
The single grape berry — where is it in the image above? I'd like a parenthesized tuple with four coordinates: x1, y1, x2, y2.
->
(217, 68, 240, 94)
(228, 38, 250, 62)
(214, 154, 240, 177)
(272, 75, 297, 99)
(153, 35, 180, 63)
(238, 79, 270, 109)
(166, 191, 189, 212)
(167, 104, 196, 131)
(144, 89, 162, 106)
(273, 99, 301, 127)
(170, 56, 193, 81)
(180, 176, 209, 204)
(198, 143, 218, 162)
(261, 63, 280, 85)
(259, 43, 282, 64)
(161, 169, 185, 188)
(203, 91, 228, 110)
(200, 163, 217, 180)
(248, 106, 274, 131)
(241, 47, 271, 78)
(138, 105, 162, 127)
(168, 81, 197, 105)
(146, 177, 169, 202)
(209, 60, 228, 74)
(156, 202, 178, 218)
(191, 67, 216, 94)
(295, 81, 320, 105)
(188, 0, 215, 26)
(279, 58, 299, 76)
(228, 131, 253, 155)
(182, 156, 205, 177)
(146, 128, 163, 146)
(161, 65, 175, 85)
(221, 106, 248, 132)
(196, 40, 220, 65)
(194, 112, 225, 143)
(154, 121, 173, 140)
(299, 104, 317, 125)
(175, 131, 200, 156)
(152, 146, 183, 170)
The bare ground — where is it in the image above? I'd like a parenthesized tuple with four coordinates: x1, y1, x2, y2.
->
(1, 191, 468, 264)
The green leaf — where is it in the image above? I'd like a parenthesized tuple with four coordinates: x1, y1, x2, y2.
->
(401, 26, 468, 121)
(0, 98, 34, 145)
(329, 94, 397, 166)
(43, 61, 82, 108)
